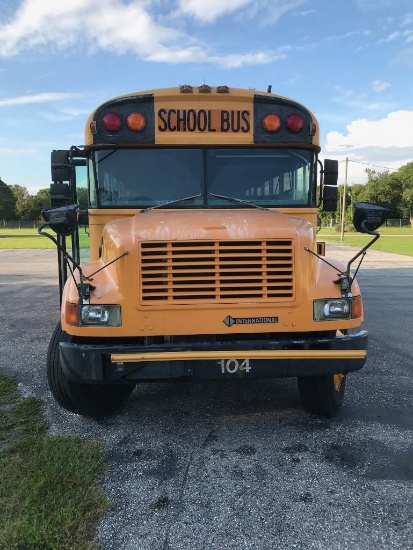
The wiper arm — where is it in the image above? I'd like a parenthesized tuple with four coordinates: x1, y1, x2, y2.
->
(141, 194, 202, 213)
(208, 193, 268, 211)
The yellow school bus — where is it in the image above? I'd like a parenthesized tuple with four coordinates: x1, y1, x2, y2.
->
(40, 85, 389, 418)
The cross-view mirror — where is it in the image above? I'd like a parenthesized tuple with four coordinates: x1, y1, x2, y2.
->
(41, 204, 79, 236)
(353, 202, 390, 234)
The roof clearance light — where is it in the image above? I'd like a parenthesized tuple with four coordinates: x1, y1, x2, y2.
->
(103, 112, 122, 132)
(310, 122, 317, 135)
(286, 114, 304, 133)
(127, 112, 146, 132)
(90, 120, 97, 134)
(198, 84, 211, 93)
(180, 84, 193, 93)
(263, 113, 281, 132)
(217, 85, 230, 93)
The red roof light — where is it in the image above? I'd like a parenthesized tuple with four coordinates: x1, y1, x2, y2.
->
(103, 112, 122, 132)
(286, 114, 304, 133)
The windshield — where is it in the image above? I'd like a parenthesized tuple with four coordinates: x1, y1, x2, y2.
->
(89, 148, 316, 208)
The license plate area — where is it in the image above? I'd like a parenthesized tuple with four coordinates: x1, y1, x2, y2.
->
(218, 358, 251, 374)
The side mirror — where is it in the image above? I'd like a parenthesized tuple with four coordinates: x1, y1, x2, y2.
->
(322, 185, 338, 212)
(353, 202, 390, 234)
(323, 159, 338, 186)
(50, 182, 71, 208)
(41, 204, 79, 236)
(78, 210, 89, 226)
(51, 150, 71, 183)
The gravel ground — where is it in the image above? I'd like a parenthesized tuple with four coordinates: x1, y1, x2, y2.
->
(1, 245, 413, 549)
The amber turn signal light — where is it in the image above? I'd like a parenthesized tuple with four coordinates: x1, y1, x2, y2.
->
(263, 113, 281, 132)
(127, 112, 146, 132)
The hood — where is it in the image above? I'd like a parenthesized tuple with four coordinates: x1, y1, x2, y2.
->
(101, 209, 315, 259)
(132, 209, 311, 242)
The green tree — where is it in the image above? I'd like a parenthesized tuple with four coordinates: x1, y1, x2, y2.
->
(76, 187, 88, 210)
(402, 187, 413, 220)
(10, 185, 33, 220)
(397, 162, 413, 219)
(31, 188, 51, 219)
(349, 183, 368, 203)
(0, 178, 17, 222)
(362, 169, 403, 218)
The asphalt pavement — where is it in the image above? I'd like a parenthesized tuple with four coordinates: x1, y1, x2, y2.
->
(1, 244, 413, 550)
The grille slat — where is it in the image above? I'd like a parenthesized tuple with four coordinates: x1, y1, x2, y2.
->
(140, 240, 294, 303)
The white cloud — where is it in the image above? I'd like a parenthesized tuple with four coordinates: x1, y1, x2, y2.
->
(0, 0, 284, 68)
(326, 111, 413, 150)
(332, 87, 395, 112)
(177, 0, 309, 26)
(401, 13, 413, 27)
(354, 0, 395, 10)
(243, 0, 307, 27)
(177, 0, 251, 23)
(0, 0, 183, 57)
(213, 51, 285, 68)
(324, 111, 413, 182)
(294, 9, 316, 16)
(0, 147, 37, 155)
(146, 45, 282, 67)
(0, 92, 82, 107)
(371, 80, 390, 92)
(378, 31, 401, 43)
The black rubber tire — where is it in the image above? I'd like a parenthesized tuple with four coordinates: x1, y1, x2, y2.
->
(47, 323, 136, 418)
(297, 374, 346, 417)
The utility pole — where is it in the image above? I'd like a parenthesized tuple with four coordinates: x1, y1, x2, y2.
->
(340, 157, 348, 242)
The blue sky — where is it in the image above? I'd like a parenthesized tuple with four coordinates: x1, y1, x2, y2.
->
(1, 0, 412, 195)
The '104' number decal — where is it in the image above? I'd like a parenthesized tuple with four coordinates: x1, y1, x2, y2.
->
(218, 359, 251, 374)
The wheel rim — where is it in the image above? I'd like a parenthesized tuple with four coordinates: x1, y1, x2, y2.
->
(334, 374, 344, 392)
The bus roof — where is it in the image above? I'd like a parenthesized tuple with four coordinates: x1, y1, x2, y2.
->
(84, 85, 320, 150)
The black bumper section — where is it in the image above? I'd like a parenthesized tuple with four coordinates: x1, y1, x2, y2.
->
(59, 331, 368, 383)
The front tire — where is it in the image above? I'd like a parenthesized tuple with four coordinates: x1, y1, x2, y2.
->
(47, 323, 136, 418)
(297, 374, 346, 417)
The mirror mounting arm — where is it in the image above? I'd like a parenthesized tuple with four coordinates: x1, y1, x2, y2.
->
(335, 222, 381, 297)
(38, 223, 83, 274)
(38, 222, 129, 304)
(305, 220, 382, 298)
(344, 222, 381, 282)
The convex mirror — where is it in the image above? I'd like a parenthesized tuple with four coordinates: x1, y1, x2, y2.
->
(353, 202, 390, 233)
(42, 204, 79, 236)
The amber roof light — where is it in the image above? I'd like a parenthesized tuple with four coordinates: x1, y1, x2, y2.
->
(263, 114, 282, 132)
(127, 112, 146, 132)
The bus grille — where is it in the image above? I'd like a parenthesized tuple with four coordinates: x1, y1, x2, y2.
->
(139, 240, 294, 303)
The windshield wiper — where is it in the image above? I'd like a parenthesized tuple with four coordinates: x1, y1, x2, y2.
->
(141, 194, 202, 213)
(208, 193, 268, 210)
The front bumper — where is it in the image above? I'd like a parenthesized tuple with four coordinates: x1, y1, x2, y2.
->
(59, 330, 368, 383)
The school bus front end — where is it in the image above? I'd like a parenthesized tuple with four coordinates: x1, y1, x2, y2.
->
(42, 86, 380, 419)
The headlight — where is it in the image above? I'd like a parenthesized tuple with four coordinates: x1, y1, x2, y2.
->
(314, 299, 351, 321)
(80, 305, 121, 326)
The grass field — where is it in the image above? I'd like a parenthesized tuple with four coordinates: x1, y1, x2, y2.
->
(0, 228, 90, 249)
(318, 226, 413, 256)
(1, 226, 411, 256)
(0, 373, 109, 549)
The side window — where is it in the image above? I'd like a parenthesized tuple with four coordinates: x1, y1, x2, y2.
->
(75, 164, 88, 209)
(75, 163, 90, 256)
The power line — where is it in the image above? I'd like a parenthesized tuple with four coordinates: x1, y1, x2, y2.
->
(339, 158, 399, 172)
